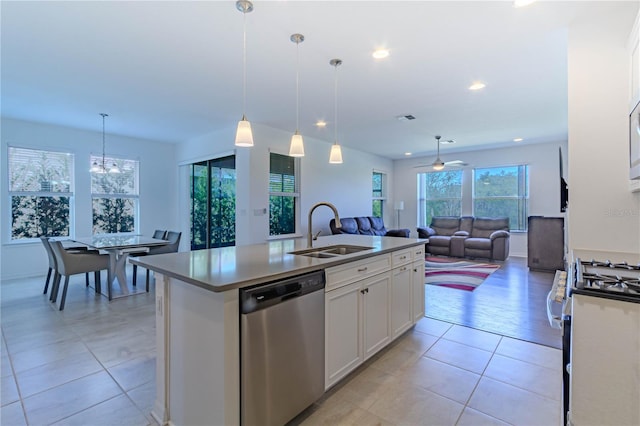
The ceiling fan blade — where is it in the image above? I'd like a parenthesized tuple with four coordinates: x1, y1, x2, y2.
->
(444, 160, 468, 166)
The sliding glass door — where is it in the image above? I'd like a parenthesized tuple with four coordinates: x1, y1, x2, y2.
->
(190, 155, 236, 250)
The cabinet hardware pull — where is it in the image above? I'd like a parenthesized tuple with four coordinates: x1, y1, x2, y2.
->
(400, 256, 407, 259)
(361, 289, 366, 294)
(365, 288, 369, 293)
(357, 267, 368, 272)
(413, 268, 418, 272)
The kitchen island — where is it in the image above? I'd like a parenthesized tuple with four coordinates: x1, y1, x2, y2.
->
(131, 234, 426, 426)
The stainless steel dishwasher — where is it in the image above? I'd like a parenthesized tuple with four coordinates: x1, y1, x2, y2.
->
(240, 270, 325, 426)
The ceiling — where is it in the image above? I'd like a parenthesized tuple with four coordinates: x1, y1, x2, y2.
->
(0, 1, 633, 160)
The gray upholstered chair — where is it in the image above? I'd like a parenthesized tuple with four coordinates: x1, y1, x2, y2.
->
(132, 231, 181, 291)
(132, 229, 167, 289)
(48, 240, 109, 311)
(40, 237, 94, 296)
(152, 229, 167, 239)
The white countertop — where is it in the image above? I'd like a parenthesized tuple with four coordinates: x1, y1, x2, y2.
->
(130, 235, 426, 292)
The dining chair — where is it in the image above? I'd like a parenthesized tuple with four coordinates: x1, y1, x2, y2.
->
(131, 230, 166, 289)
(40, 237, 95, 296)
(152, 229, 167, 239)
(48, 240, 109, 311)
(132, 231, 181, 291)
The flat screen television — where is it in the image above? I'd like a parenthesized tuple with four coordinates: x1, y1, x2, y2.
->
(631, 99, 640, 180)
(559, 147, 568, 212)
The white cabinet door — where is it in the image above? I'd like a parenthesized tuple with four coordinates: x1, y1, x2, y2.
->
(412, 259, 425, 322)
(391, 264, 413, 339)
(325, 281, 361, 389)
(362, 272, 391, 360)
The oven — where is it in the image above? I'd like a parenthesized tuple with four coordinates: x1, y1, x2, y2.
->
(546, 269, 570, 425)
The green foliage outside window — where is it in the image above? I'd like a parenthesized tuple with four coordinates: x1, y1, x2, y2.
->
(12, 196, 70, 238)
(372, 199, 383, 218)
(91, 157, 139, 234)
(191, 163, 209, 250)
(372, 171, 384, 218)
(473, 166, 528, 230)
(190, 156, 236, 250)
(418, 170, 462, 226)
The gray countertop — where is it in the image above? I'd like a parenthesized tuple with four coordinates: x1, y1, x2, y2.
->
(129, 235, 426, 292)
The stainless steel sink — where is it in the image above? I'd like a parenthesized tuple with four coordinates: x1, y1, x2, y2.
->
(301, 252, 337, 258)
(288, 244, 373, 258)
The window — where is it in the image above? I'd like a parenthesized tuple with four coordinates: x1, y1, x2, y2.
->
(417, 170, 463, 227)
(372, 171, 386, 218)
(8, 147, 74, 240)
(269, 153, 299, 236)
(473, 165, 529, 231)
(91, 155, 139, 234)
(190, 155, 236, 250)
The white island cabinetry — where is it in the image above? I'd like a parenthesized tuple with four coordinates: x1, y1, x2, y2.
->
(324, 245, 425, 390)
(135, 235, 427, 426)
(391, 248, 413, 339)
(324, 254, 392, 389)
(412, 246, 426, 322)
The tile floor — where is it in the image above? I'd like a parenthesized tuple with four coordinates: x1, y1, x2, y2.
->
(1, 271, 562, 426)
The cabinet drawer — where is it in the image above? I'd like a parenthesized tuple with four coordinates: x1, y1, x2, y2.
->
(411, 245, 425, 261)
(325, 254, 391, 291)
(392, 249, 412, 267)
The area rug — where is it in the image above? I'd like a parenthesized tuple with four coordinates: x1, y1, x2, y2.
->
(425, 256, 501, 291)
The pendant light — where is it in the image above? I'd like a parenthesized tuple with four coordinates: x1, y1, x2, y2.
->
(235, 0, 254, 147)
(90, 113, 120, 174)
(288, 33, 305, 157)
(329, 58, 343, 164)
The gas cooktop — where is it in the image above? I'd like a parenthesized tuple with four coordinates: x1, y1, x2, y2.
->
(573, 258, 640, 302)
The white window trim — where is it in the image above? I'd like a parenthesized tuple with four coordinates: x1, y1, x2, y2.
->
(7, 146, 76, 243)
(90, 155, 140, 235)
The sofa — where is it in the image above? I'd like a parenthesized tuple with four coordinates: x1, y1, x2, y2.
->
(417, 216, 510, 260)
(330, 216, 410, 238)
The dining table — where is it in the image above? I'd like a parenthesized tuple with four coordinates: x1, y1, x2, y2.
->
(72, 235, 169, 300)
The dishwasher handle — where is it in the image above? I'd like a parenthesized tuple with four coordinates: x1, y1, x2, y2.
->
(240, 270, 325, 314)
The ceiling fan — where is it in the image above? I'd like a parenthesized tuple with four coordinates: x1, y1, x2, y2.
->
(413, 135, 468, 170)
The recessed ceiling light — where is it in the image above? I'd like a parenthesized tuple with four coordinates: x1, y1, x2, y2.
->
(404, 152, 412, 156)
(469, 82, 486, 91)
(513, 0, 535, 7)
(372, 49, 389, 59)
(315, 120, 326, 128)
(513, 137, 523, 142)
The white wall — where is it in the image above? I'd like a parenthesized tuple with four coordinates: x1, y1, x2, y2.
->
(567, 3, 640, 256)
(0, 118, 178, 280)
(393, 141, 568, 258)
(176, 122, 394, 246)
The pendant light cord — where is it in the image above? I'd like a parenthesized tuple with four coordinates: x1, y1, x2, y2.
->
(242, 11, 247, 118)
(333, 63, 338, 144)
(101, 113, 107, 170)
(295, 39, 300, 132)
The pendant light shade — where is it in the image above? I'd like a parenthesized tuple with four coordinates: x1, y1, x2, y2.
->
(289, 33, 305, 157)
(235, 115, 254, 147)
(329, 58, 343, 164)
(329, 143, 343, 164)
(235, 0, 254, 147)
(289, 131, 305, 157)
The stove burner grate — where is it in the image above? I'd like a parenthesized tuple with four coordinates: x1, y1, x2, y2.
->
(582, 260, 640, 271)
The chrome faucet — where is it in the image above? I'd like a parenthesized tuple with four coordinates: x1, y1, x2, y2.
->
(307, 202, 341, 247)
